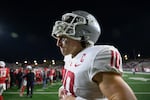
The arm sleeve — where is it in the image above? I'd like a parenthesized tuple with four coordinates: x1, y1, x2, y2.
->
(89, 47, 123, 80)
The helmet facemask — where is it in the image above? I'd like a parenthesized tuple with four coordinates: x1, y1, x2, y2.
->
(52, 13, 87, 41)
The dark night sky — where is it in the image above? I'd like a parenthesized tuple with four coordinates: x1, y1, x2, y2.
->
(0, 0, 150, 63)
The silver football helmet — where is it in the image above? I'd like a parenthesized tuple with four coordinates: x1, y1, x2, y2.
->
(51, 10, 101, 44)
(0, 61, 6, 68)
(26, 65, 32, 70)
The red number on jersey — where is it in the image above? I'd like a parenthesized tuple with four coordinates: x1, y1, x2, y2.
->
(110, 50, 120, 69)
(63, 70, 75, 96)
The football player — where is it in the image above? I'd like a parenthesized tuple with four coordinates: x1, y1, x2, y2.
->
(51, 10, 137, 100)
(35, 68, 42, 85)
(0, 61, 10, 100)
(49, 68, 56, 85)
(20, 68, 28, 97)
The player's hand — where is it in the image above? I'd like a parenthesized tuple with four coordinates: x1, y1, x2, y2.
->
(62, 95, 75, 100)
(58, 86, 65, 100)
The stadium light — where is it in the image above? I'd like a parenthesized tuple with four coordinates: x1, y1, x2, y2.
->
(35, 62, 38, 65)
(34, 60, 37, 63)
(16, 62, 19, 65)
(43, 59, 47, 63)
(124, 54, 128, 60)
(138, 53, 140, 58)
(52, 60, 55, 65)
(24, 60, 27, 64)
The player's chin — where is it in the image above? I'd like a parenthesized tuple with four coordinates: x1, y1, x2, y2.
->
(61, 51, 69, 56)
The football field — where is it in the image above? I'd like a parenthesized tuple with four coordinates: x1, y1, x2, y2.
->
(123, 72, 150, 100)
(3, 72, 150, 100)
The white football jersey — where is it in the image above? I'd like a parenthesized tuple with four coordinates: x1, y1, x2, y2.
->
(63, 45, 123, 100)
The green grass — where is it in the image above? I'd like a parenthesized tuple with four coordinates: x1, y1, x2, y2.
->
(3, 72, 150, 100)
(3, 94, 58, 100)
(3, 82, 61, 100)
(123, 72, 150, 100)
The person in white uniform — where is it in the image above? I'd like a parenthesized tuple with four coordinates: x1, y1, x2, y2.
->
(51, 10, 137, 100)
